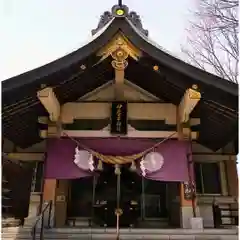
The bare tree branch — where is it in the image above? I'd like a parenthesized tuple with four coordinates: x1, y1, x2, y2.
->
(181, 0, 238, 83)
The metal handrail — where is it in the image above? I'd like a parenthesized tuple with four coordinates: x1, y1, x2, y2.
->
(31, 200, 52, 240)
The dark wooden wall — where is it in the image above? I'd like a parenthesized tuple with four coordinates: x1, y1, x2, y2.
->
(2, 158, 33, 219)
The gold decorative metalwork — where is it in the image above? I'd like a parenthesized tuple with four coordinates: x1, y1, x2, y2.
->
(188, 88, 201, 100)
(97, 33, 142, 63)
(153, 65, 159, 71)
(111, 49, 128, 70)
(97, 33, 141, 99)
(116, 9, 125, 16)
(115, 208, 123, 216)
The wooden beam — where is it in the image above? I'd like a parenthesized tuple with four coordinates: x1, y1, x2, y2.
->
(37, 87, 60, 121)
(178, 85, 201, 123)
(60, 102, 179, 124)
(6, 153, 44, 161)
(5, 152, 233, 162)
(39, 121, 60, 139)
(40, 123, 198, 139)
(60, 130, 197, 139)
(193, 155, 234, 161)
(78, 80, 161, 102)
(114, 68, 125, 100)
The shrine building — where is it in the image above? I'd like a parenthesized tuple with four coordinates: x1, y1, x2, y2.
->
(2, 3, 238, 238)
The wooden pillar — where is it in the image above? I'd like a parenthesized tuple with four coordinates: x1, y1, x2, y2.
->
(55, 180, 69, 227)
(43, 179, 70, 227)
(43, 179, 57, 201)
(179, 178, 198, 228)
(111, 48, 128, 101)
(177, 107, 199, 228)
(225, 156, 238, 197)
(42, 179, 57, 227)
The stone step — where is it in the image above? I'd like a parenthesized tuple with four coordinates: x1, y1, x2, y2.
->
(23, 216, 38, 227)
(2, 227, 238, 240)
(2, 227, 238, 234)
(1, 233, 238, 240)
(137, 219, 169, 228)
(45, 227, 238, 234)
(67, 218, 170, 228)
(2, 218, 21, 228)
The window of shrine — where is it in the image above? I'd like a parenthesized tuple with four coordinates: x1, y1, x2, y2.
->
(194, 162, 222, 194)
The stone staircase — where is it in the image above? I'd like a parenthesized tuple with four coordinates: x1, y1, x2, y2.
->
(137, 218, 169, 228)
(2, 218, 21, 228)
(2, 227, 32, 240)
(2, 227, 238, 240)
(67, 217, 169, 228)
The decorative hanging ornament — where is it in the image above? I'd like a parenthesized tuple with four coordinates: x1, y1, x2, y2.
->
(114, 164, 121, 175)
(140, 157, 146, 176)
(130, 161, 136, 172)
(74, 147, 95, 171)
(97, 160, 103, 171)
(140, 151, 164, 176)
(89, 154, 94, 172)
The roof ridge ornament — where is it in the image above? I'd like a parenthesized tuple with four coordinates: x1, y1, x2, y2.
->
(91, 4, 148, 36)
(127, 11, 148, 36)
(112, 4, 129, 18)
(118, 0, 123, 6)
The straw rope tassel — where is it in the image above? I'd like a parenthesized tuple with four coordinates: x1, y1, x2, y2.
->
(97, 160, 103, 171)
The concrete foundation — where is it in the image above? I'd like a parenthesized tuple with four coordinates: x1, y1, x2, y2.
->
(190, 217, 203, 229)
(24, 193, 41, 226)
(27, 193, 41, 217)
(180, 206, 200, 228)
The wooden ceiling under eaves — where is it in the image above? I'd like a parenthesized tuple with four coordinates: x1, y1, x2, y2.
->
(2, 10, 238, 151)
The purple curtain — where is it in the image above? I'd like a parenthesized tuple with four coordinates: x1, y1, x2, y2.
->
(45, 138, 191, 182)
(45, 138, 93, 179)
(139, 141, 191, 182)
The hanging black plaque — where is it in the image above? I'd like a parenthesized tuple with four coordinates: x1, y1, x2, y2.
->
(110, 101, 127, 135)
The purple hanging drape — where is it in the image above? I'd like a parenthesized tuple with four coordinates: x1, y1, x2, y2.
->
(45, 138, 191, 182)
(45, 138, 93, 179)
(139, 140, 192, 182)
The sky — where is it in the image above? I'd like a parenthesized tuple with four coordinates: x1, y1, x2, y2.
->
(0, 0, 195, 81)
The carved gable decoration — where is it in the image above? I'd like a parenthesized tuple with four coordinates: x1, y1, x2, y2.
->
(97, 33, 142, 62)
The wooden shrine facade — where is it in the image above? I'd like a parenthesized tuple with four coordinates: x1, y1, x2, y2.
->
(2, 3, 238, 229)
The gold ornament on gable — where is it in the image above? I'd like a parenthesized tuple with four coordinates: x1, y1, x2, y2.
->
(97, 33, 142, 62)
(111, 48, 129, 70)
